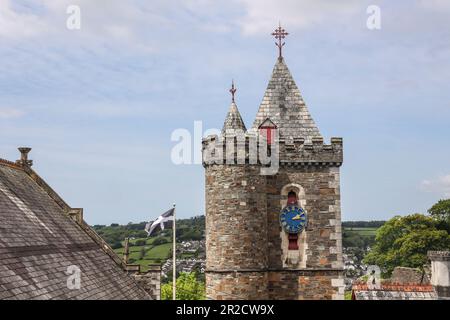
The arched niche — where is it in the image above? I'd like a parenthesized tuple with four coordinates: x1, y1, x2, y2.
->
(279, 183, 308, 268)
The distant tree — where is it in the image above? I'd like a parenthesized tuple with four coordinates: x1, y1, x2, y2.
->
(428, 199, 450, 219)
(363, 213, 450, 276)
(139, 247, 146, 260)
(110, 223, 119, 227)
(135, 230, 148, 238)
(134, 239, 146, 246)
(343, 233, 365, 249)
(342, 231, 376, 251)
(163, 271, 172, 284)
(110, 241, 122, 249)
(342, 221, 386, 228)
(152, 237, 168, 245)
(180, 230, 203, 241)
(428, 199, 450, 232)
(161, 272, 205, 300)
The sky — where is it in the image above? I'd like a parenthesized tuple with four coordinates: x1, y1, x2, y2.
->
(0, 0, 449, 225)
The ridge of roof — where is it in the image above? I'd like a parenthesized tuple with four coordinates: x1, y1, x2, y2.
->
(0, 157, 23, 170)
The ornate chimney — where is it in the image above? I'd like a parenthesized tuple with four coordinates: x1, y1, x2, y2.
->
(428, 251, 450, 300)
(123, 238, 130, 265)
(16, 147, 33, 167)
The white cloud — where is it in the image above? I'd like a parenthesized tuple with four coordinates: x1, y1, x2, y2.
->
(0, 0, 49, 39)
(0, 107, 25, 119)
(234, 0, 362, 35)
(0, 0, 233, 51)
(421, 174, 450, 197)
(0, 0, 366, 42)
(419, 0, 450, 11)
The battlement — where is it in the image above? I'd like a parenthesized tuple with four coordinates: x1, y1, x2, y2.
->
(202, 133, 343, 167)
(428, 251, 450, 261)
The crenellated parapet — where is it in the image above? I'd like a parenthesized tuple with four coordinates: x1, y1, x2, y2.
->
(202, 132, 343, 168)
(279, 136, 343, 166)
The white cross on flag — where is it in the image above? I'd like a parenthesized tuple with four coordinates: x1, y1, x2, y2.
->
(145, 208, 175, 236)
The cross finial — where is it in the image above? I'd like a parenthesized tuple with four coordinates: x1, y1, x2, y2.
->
(229, 79, 236, 103)
(271, 23, 289, 60)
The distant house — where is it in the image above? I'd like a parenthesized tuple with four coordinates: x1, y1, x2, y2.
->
(0, 148, 157, 300)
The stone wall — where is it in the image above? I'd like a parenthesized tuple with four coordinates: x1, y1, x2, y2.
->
(391, 267, 429, 284)
(266, 166, 343, 270)
(205, 165, 268, 270)
(132, 266, 161, 300)
(267, 270, 344, 300)
(205, 165, 269, 299)
(206, 272, 268, 300)
(206, 270, 344, 300)
(203, 134, 344, 300)
(265, 164, 344, 300)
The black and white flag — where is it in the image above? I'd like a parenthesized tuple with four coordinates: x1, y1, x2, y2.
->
(145, 208, 175, 236)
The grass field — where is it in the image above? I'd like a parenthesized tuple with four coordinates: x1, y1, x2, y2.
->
(343, 227, 378, 236)
(114, 237, 173, 271)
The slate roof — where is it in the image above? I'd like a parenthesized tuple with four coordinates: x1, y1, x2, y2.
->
(0, 155, 149, 300)
(352, 283, 437, 300)
(251, 57, 321, 141)
(222, 102, 247, 134)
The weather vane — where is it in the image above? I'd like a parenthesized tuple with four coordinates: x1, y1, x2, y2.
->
(272, 23, 289, 59)
(229, 80, 236, 103)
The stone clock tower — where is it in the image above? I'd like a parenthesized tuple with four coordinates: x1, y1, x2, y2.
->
(202, 26, 344, 300)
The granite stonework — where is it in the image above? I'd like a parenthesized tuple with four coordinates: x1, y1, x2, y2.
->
(203, 57, 344, 300)
(132, 265, 161, 300)
(391, 267, 430, 285)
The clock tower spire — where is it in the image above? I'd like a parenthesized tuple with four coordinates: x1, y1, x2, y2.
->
(202, 25, 344, 300)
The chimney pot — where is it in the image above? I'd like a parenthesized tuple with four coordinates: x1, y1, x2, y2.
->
(16, 147, 33, 167)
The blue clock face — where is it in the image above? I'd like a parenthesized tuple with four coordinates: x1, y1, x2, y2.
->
(280, 205, 307, 234)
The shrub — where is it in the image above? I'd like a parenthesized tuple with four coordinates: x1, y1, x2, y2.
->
(134, 239, 147, 246)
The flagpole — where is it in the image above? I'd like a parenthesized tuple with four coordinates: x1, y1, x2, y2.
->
(172, 203, 176, 300)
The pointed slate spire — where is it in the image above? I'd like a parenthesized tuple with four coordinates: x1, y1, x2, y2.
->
(252, 58, 321, 141)
(222, 81, 247, 134)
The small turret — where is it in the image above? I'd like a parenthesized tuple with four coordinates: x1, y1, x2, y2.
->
(222, 81, 247, 135)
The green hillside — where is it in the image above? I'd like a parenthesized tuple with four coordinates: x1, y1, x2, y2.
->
(92, 217, 383, 271)
(92, 215, 204, 247)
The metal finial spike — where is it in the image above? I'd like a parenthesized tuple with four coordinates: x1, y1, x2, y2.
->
(229, 80, 237, 103)
(272, 23, 289, 59)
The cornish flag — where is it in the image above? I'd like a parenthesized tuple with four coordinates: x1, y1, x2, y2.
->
(145, 208, 175, 236)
